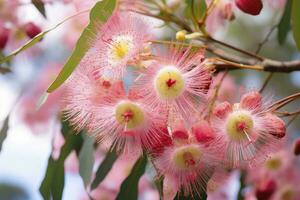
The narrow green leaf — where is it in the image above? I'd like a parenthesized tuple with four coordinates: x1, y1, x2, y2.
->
(79, 135, 95, 187)
(46, 0, 117, 93)
(32, 0, 46, 18)
(39, 157, 55, 200)
(0, 116, 9, 152)
(39, 122, 83, 200)
(185, 0, 207, 20)
(116, 155, 147, 200)
(292, 0, 300, 50)
(154, 177, 164, 200)
(91, 148, 118, 190)
(278, 0, 292, 45)
(51, 162, 65, 200)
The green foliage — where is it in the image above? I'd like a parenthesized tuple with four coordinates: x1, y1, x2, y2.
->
(31, 0, 46, 18)
(116, 154, 148, 200)
(39, 123, 84, 200)
(79, 135, 95, 187)
(185, 0, 207, 21)
(0, 116, 9, 152)
(278, 0, 292, 45)
(292, 0, 300, 50)
(46, 0, 117, 93)
(90, 148, 118, 190)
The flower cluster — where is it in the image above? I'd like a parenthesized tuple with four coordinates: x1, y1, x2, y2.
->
(63, 10, 287, 197)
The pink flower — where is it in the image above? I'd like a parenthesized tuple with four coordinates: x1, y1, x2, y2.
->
(63, 52, 125, 131)
(133, 47, 212, 125)
(212, 91, 286, 167)
(153, 123, 217, 197)
(92, 11, 153, 79)
(85, 86, 167, 154)
(205, 0, 235, 34)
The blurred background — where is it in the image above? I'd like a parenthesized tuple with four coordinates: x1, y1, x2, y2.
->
(0, 0, 299, 199)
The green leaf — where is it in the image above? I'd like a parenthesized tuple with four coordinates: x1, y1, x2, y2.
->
(46, 0, 117, 93)
(292, 0, 300, 50)
(39, 123, 84, 200)
(154, 177, 164, 200)
(278, 0, 292, 45)
(0, 116, 9, 152)
(39, 157, 55, 200)
(79, 135, 95, 187)
(91, 148, 118, 190)
(32, 0, 46, 18)
(185, 0, 207, 20)
(116, 154, 147, 200)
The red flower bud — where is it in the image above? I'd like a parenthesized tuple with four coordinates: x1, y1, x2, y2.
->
(240, 91, 262, 110)
(24, 22, 42, 39)
(0, 25, 10, 49)
(293, 138, 300, 156)
(235, 0, 263, 16)
(255, 178, 277, 200)
(213, 101, 232, 119)
(192, 121, 215, 144)
(264, 114, 286, 139)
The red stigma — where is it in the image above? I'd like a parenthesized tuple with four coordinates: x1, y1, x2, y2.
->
(237, 121, 247, 132)
(183, 152, 196, 167)
(166, 78, 176, 87)
(123, 110, 134, 122)
(102, 80, 111, 88)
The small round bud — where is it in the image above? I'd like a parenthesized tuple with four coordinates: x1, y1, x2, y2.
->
(213, 101, 232, 119)
(255, 178, 277, 200)
(0, 25, 9, 49)
(192, 121, 215, 144)
(23, 22, 42, 39)
(235, 0, 263, 16)
(240, 91, 262, 110)
(264, 113, 286, 139)
(293, 138, 300, 156)
(176, 30, 186, 41)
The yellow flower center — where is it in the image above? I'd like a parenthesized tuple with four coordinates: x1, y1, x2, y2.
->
(265, 156, 282, 171)
(115, 101, 144, 129)
(226, 110, 254, 141)
(172, 145, 202, 170)
(109, 35, 134, 63)
(154, 66, 185, 100)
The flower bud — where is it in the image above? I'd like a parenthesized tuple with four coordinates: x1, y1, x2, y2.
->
(264, 113, 286, 139)
(24, 22, 42, 38)
(0, 25, 10, 49)
(255, 178, 277, 200)
(240, 91, 262, 110)
(293, 138, 300, 156)
(235, 0, 263, 16)
(192, 121, 215, 143)
(176, 30, 186, 41)
(213, 101, 232, 119)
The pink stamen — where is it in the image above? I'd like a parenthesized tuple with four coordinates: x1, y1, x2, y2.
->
(166, 78, 176, 87)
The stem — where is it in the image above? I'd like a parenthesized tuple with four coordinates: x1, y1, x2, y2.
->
(259, 73, 274, 93)
(207, 71, 228, 118)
